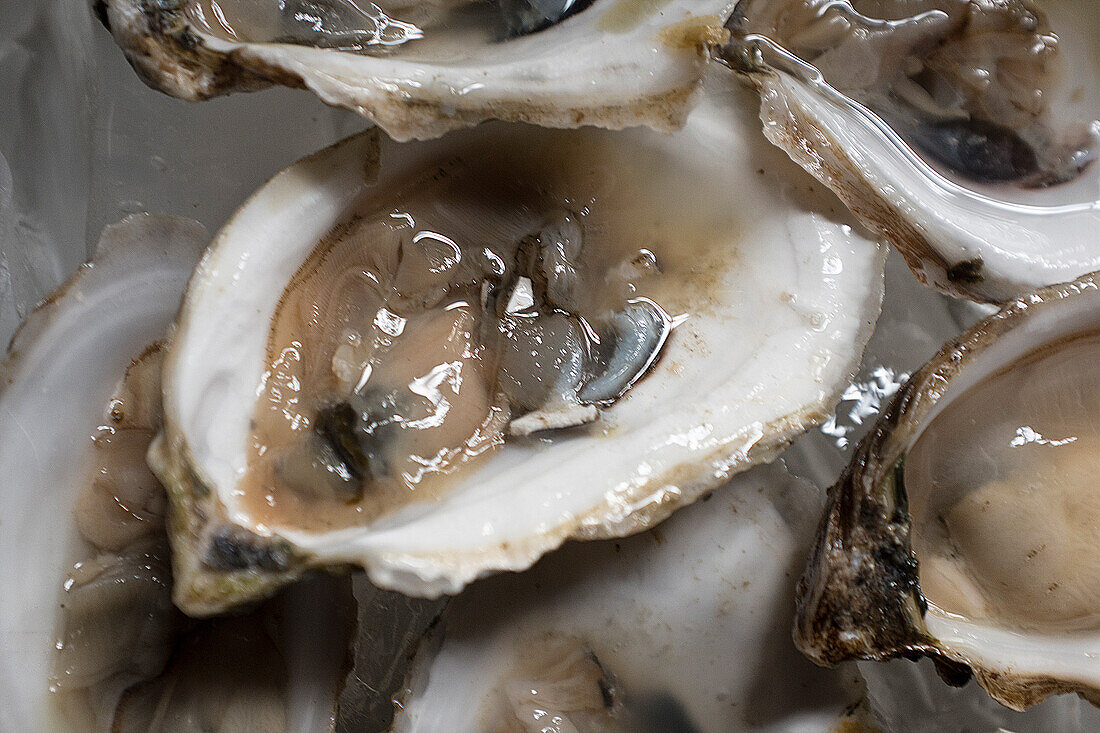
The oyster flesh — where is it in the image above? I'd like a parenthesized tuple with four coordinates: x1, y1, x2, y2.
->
(796, 269, 1100, 710)
(726, 0, 1100, 302)
(152, 74, 886, 616)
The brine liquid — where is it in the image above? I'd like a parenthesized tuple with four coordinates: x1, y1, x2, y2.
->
(907, 331, 1100, 633)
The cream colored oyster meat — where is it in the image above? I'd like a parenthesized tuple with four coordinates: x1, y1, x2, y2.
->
(97, 0, 735, 140)
(796, 270, 1100, 711)
(726, 0, 1100, 301)
(154, 75, 885, 616)
(240, 159, 674, 530)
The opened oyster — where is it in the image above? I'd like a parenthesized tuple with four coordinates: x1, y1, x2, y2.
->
(0, 216, 353, 732)
(391, 463, 867, 731)
(796, 270, 1100, 710)
(152, 74, 885, 616)
(97, 0, 733, 140)
(726, 0, 1100, 302)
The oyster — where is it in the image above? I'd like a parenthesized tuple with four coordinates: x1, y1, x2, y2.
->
(725, 0, 1100, 302)
(0, 216, 350, 732)
(0, 215, 201, 731)
(97, 0, 733, 141)
(152, 73, 886, 616)
(796, 269, 1100, 710)
(390, 463, 869, 732)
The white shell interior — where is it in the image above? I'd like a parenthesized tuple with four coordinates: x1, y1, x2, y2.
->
(165, 74, 885, 597)
(393, 462, 864, 731)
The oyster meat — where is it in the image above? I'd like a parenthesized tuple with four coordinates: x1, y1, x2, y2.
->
(152, 74, 886, 615)
(726, 0, 1100, 302)
(796, 269, 1100, 710)
(97, 0, 735, 140)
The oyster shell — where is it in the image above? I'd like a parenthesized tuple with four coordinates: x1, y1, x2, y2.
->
(725, 0, 1100, 302)
(390, 462, 869, 731)
(0, 215, 201, 731)
(796, 269, 1100, 710)
(97, 0, 733, 141)
(152, 74, 886, 616)
(0, 215, 350, 732)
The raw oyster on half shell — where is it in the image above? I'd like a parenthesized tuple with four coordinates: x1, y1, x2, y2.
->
(726, 0, 1100, 302)
(796, 269, 1100, 711)
(151, 74, 885, 616)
